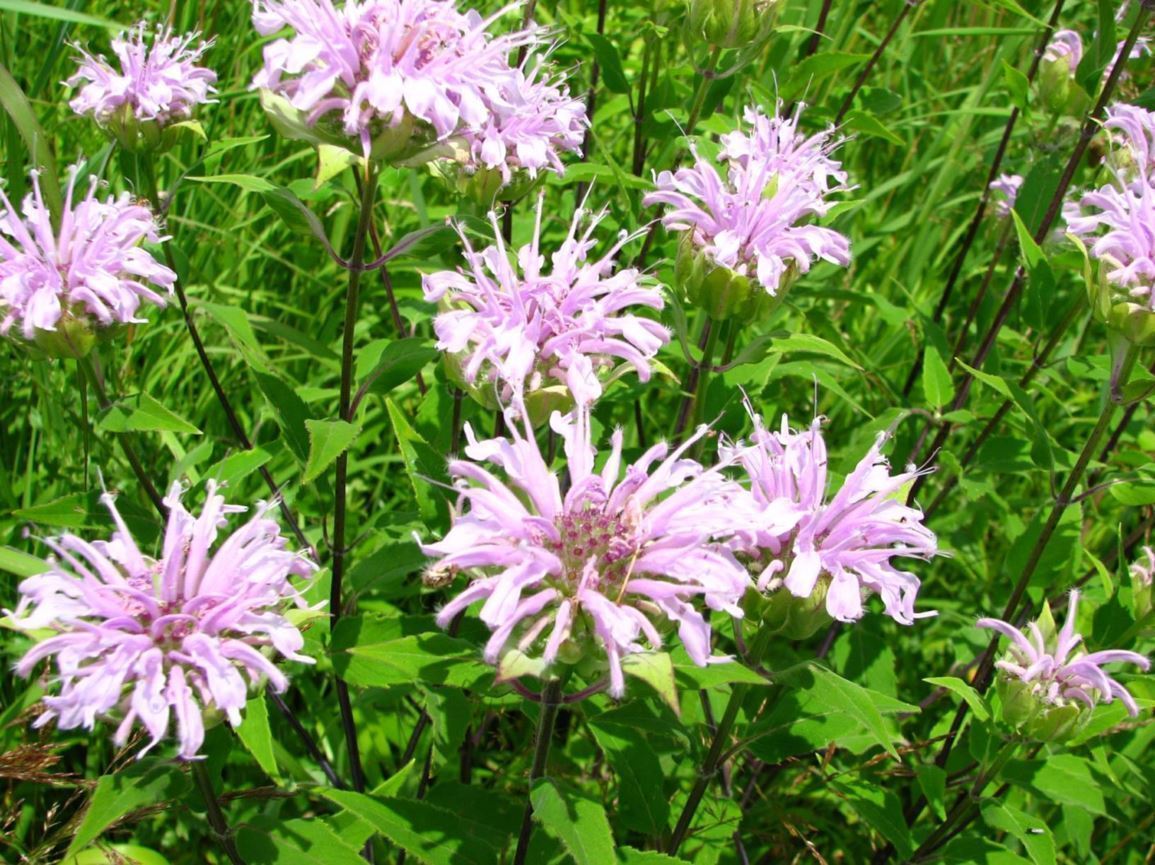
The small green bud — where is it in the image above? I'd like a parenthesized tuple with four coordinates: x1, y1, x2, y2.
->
(29, 313, 97, 360)
(758, 577, 832, 640)
(686, 0, 777, 49)
(674, 235, 779, 322)
(995, 676, 1087, 743)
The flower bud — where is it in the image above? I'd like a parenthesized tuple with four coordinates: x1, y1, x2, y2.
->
(995, 675, 1087, 743)
(440, 350, 575, 430)
(757, 577, 832, 640)
(686, 0, 777, 49)
(29, 312, 97, 360)
(675, 234, 780, 322)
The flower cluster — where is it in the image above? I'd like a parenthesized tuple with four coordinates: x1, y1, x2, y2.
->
(1043, 29, 1083, 72)
(68, 23, 216, 129)
(422, 406, 751, 696)
(645, 102, 850, 316)
(0, 168, 175, 355)
(1065, 104, 1155, 336)
(9, 482, 316, 760)
(723, 406, 938, 629)
(979, 591, 1149, 729)
(989, 173, 1022, 219)
(423, 196, 669, 411)
(251, 0, 583, 175)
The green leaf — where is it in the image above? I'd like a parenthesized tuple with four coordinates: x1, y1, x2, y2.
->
(914, 764, 947, 821)
(1000, 754, 1108, 815)
(386, 398, 446, 523)
(921, 345, 954, 410)
(316, 144, 363, 187)
(302, 419, 359, 484)
(982, 801, 1055, 865)
(831, 780, 912, 859)
(923, 676, 990, 721)
(345, 633, 490, 688)
(66, 764, 188, 858)
(530, 780, 617, 865)
(1002, 60, 1030, 111)
(0, 64, 61, 219)
(0, 1, 121, 27)
(236, 693, 280, 781)
(255, 373, 313, 463)
(620, 652, 679, 716)
(586, 34, 630, 95)
(12, 493, 93, 530)
(321, 790, 501, 865)
(207, 448, 273, 487)
(64, 845, 170, 865)
(783, 52, 871, 99)
(187, 173, 278, 194)
(808, 665, 909, 758)
(589, 716, 670, 836)
(237, 816, 372, 865)
(618, 849, 689, 865)
(97, 393, 201, 436)
(359, 338, 436, 399)
(842, 110, 905, 146)
(0, 545, 46, 577)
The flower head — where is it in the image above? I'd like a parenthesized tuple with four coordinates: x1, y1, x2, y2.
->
(989, 173, 1023, 219)
(644, 102, 850, 310)
(724, 406, 938, 626)
(423, 195, 669, 411)
(251, 0, 545, 161)
(421, 406, 752, 697)
(979, 590, 1149, 721)
(68, 23, 216, 132)
(1132, 545, 1155, 588)
(8, 482, 316, 760)
(1065, 106, 1155, 332)
(455, 57, 586, 192)
(0, 168, 175, 355)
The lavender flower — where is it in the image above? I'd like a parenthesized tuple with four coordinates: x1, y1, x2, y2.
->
(724, 407, 938, 626)
(423, 195, 669, 410)
(251, 0, 544, 161)
(452, 58, 586, 196)
(1106, 36, 1151, 83)
(989, 173, 1022, 219)
(1065, 108, 1155, 325)
(8, 482, 316, 760)
(421, 405, 752, 697)
(1043, 29, 1083, 72)
(0, 168, 175, 354)
(1131, 545, 1155, 588)
(68, 22, 216, 144)
(644, 103, 850, 313)
(979, 590, 1149, 719)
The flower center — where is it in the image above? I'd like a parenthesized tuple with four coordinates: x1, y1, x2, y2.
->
(550, 505, 638, 595)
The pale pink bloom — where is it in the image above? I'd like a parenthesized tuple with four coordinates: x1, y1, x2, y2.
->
(461, 57, 586, 183)
(1065, 107, 1155, 308)
(0, 169, 175, 341)
(423, 195, 669, 407)
(979, 590, 1149, 716)
(1106, 36, 1151, 82)
(9, 483, 316, 760)
(422, 406, 753, 697)
(644, 102, 850, 297)
(989, 173, 1022, 219)
(724, 405, 938, 625)
(251, 0, 543, 158)
(68, 22, 217, 125)
(1044, 29, 1083, 73)
(1131, 546, 1155, 588)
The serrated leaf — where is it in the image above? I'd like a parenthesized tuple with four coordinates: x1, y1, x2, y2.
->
(831, 780, 912, 859)
(924, 676, 990, 721)
(66, 764, 189, 858)
(982, 801, 1055, 865)
(359, 338, 436, 399)
(236, 693, 280, 781)
(914, 764, 947, 821)
(344, 633, 490, 688)
(187, 173, 278, 194)
(302, 419, 359, 484)
(1002, 60, 1030, 111)
(321, 790, 501, 865)
(589, 717, 670, 836)
(618, 849, 689, 865)
(843, 110, 904, 146)
(386, 398, 445, 523)
(237, 816, 377, 865)
(97, 393, 201, 435)
(621, 652, 679, 715)
(586, 34, 630, 94)
(207, 448, 272, 487)
(921, 345, 954, 409)
(255, 373, 312, 463)
(530, 780, 617, 865)
(316, 144, 363, 187)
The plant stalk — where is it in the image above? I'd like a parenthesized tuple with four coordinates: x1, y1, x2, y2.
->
(190, 761, 245, 865)
(511, 679, 564, 865)
(331, 163, 379, 798)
